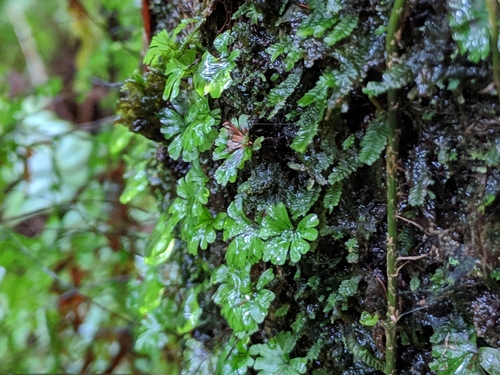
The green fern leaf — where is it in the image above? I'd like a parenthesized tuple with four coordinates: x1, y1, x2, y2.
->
(362, 64, 412, 97)
(297, 13, 338, 38)
(267, 70, 302, 119)
(298, 71, 336, 107)
(286, 187, 321, 220)
(346, 335, 384, 371)
(323, 182, 343, 213)
(143, 30, 176, 66)
(359, 114, 389, 165)
(266, 37, 292, 61)
(324, 15, 358, 46)
(305, 337, 325, 362)
(448, 0, 489, 63)
(291, 104, 325, 153)
(408, 148, 433, 207)
(328, 152, 359, 184)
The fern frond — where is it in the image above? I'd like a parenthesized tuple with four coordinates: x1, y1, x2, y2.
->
(305, 337, 326, 362)
(359, 114, 389, 165)
(408, 148, 433, 207)
(323, 182, 343, 213)
(328, 152, 359, 184)
(291, 104, 325, 153)
(287, 187, 321, 220)
(362, 63, 412, 97)
(143, 30, 176, 66)
(298, 71, 336, 107)
(267, 70, 302, 119)
(324, 14, 358, 46)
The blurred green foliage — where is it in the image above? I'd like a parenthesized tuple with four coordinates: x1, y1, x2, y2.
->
(0, 0, 169, 372)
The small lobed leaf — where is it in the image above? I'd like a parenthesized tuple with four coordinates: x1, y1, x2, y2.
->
(448, 0, 490, 63)
(256, 268, 274, 290)
(297, 214, 319, 236)
(176, 287, 202, 334)
(289, 237, 311, 263)
(478, 347, 500, 375)
(212, 265, 274, 337)
(143, 30, 176, 66)
(251, 332, 306, 375)
(359, 311, 379, 327)
(263, 236, 291, 265)
(261, 202, 294, 237)
(214, 148, 251, 186)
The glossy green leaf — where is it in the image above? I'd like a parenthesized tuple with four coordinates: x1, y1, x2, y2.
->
(359, 311, 379, 327)
(298, 71, 336, 107)
(213, 115, 259, 186)
(250, 331, 306, 375)
(120, 160, 148, 203)
(223, 199, 264, 268)
(328, 152, 359, 184)
(297, 13, 338, 38)
(324, 275, 362, 313)
(198, 31, 240, 98)
(217, 337, 255, 375)
(448, 0, 490, 63)
(478, 347, 500, 374)
(177, 287, 202, 334)
(287, 187, 321, 220)
(212, 265, 275, 337)
(260, 202, 294, 237)
(143, 30, 176, 66)
(144, 214, 175, 265)
(260, 203, 318, 265)
(256, 268, 274, 290)
(346, 335, 385, 371)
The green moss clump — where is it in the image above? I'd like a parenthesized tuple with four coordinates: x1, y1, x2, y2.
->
(116, 69, 166, 142)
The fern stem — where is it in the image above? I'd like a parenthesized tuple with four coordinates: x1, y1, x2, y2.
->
(384, 0, 406, 373)
(485, 0, 500, 102)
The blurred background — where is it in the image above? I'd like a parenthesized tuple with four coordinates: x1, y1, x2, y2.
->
(0, 0, 168, 372)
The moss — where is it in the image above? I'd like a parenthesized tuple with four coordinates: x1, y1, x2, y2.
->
(116, 69, 167, 142)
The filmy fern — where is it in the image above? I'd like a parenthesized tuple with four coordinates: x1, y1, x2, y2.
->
(291, 105, 325, 153)
(359, 114, 389, 166)
(323, 182, 343, 213)
(324, 14, 359, 46)
(266, 70, 302, 119)
(328, 151, 359, 184)
(362, 64, 412, 97)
